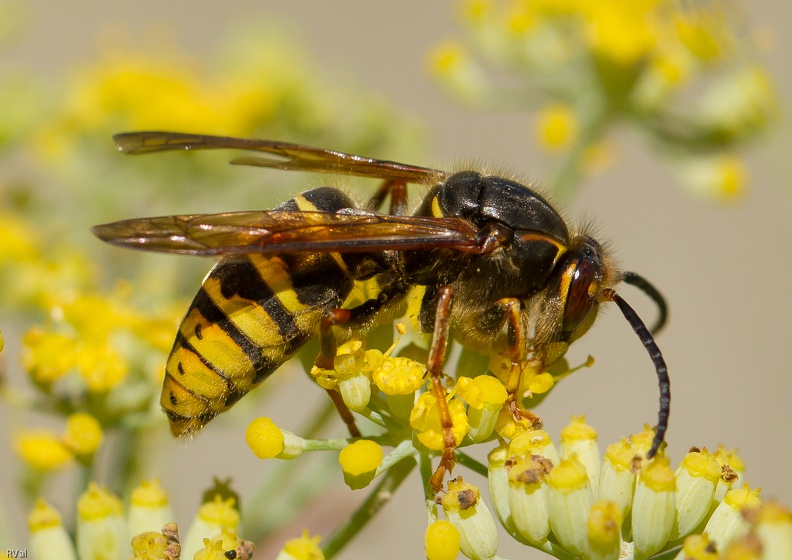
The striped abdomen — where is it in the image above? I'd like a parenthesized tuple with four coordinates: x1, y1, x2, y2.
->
(161, 188, 375, 436)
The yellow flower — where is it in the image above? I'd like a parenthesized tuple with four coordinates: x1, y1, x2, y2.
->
(441, 477, 498, 560)
(674, 7, 731, 62)
(584, 1, 659, 66)
(559, 416, 600, 497)
(456, 375, 507, 442)
(128, 479, 174, 540)
(14, 430, 72, 471)
(22, 329, 78, 387)
(182, 495, 240, 560)
(76, 483, 126, 560)
(425, 519, 461, 560)
(0, 212, 41, 262)
(631, 457, 676, 556)
(547, 457, 593, 556)
(426, 41, 487, 103)
(276, 529, 323, 560)
(338, 439, 383, 490)
(75, 339, 129, 393)
(28, 499, 78, 560)
(507, 454, 553, 545)
(245, 417, 305, 460)
(535, 103, 579, 152)
(587, 500, 623, 560)
(677, 154, 746, 201)
(409, 392, 469, 451)
(63, 412, 104, 459)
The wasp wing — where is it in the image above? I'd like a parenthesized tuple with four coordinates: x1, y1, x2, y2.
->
(113, 131, 445, 184)
(92, 210, 484, 256)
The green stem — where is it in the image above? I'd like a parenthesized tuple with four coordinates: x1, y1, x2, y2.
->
(455, 450, 488, 478)
(243, 399, 339, 542)
(322, 457, 416, 559)
(418, 452, 437, 502)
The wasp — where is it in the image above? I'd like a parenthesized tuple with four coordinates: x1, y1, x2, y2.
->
(93, 131, 670, 489)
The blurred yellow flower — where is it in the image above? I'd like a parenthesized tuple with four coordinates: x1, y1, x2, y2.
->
(535, 103, 579, 152)
(63, 412, 104, 458)
(14, 430, 72, 471)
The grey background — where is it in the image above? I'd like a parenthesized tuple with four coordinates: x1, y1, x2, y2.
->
(3, 1, 791, 558)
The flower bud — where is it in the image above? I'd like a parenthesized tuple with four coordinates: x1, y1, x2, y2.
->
(631, 457, 676, 556)
(182, 496, 240, 560)
(673, 533, 719, 560)
(128, 479, 175, 539)
(508, 454, 553, 545)
(508, 429, 560, 465)
(425, 520, 461, 560)
(547, 457, 593, 556)
(487, 443, 513, 533)
(275, 529, 323, 560)
(441, 478, 498, 560)
(76, 483, 127, 560)
(457, 375, 507, 442)
(560, 416, 600, 498)
(15, 429, 72, 471)
(671, 448, 721, 539)
(598, 439, 638, 518)
(338, 439, 383, 490)
(587, 500, 622, 560)
(704, 484, 762, 550)
(62, 412, 103, 460)
(245, 417, 305, 459)
(28, 499, 77, 560)
(753, 501, 792, 560)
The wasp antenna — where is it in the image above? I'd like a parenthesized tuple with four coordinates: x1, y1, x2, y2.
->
(621, 271, 668, 335)
(603, 288, 670, 460)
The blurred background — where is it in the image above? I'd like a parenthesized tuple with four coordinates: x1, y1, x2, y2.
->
(1, 0, 790, 558)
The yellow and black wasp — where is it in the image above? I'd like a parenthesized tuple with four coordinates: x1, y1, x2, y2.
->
(93, 131, 670, 489)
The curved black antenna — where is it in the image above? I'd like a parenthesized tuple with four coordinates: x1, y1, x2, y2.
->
(604, 288, 670, 460)
(622, 271, 668, 335)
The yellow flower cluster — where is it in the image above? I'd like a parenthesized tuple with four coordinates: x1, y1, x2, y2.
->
(428, 0, 777, 201)
(14, 412, 103, 471)
(21, 284, 176, 406)
(27, 480, 254, 560)
(245, 326, 601, 507)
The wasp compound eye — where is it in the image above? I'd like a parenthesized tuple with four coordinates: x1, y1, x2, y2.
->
(562, 258, 596, 334)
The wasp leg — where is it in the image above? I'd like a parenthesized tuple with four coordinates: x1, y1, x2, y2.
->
(497, 297, 543, 429)
(315, 308, 362, 438)
(427, 285, 457, 492)
(315, 280, 411, 437)
(365, 178, 408, 215)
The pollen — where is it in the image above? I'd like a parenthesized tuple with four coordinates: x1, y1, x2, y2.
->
(409, 392, 469, 451)
(372, 356, 425, 395)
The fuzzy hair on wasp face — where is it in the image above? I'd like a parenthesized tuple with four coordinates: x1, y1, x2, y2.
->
(94, 130, 670, 490)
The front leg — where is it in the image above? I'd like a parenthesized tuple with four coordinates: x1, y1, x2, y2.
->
(426, 285, 458, 491)
(496, 297, 543, 429)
